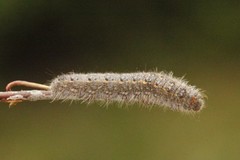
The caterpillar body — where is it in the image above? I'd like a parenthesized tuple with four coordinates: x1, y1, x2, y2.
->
(50, 72, 205, 113)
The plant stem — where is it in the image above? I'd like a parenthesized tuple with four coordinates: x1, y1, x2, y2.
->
(0, 90, 52, 106)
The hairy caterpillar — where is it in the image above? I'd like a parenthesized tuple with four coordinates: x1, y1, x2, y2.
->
(50, 72, 205, 113)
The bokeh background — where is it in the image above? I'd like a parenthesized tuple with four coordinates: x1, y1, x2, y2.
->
(0, 1, 240, 160)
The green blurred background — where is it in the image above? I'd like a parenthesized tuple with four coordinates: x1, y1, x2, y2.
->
(0, 0, 240, 160)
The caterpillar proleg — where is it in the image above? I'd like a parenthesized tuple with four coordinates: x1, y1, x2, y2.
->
(50, 72, 205, 113)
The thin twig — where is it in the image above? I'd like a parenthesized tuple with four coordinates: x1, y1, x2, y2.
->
(0, 81, 52, 106)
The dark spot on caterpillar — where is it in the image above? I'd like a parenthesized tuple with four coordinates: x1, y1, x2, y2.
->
(146, 74, 157, 83)
(132, 77, 136, 82)
(145, 78, 152, 83)
(120, 75, 127, 82)
(58, 77, 64, 81)
(144, 79, 148, 83)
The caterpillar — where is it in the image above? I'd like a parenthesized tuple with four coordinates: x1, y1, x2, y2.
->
(50, 72, 205, 113)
